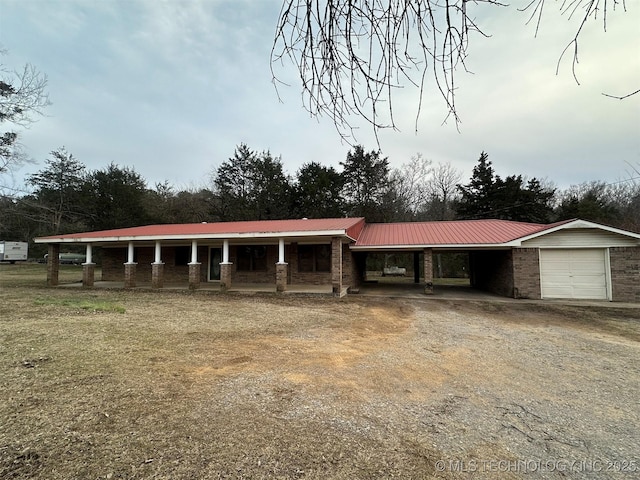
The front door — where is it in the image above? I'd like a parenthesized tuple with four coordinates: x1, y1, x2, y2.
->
(209, 248, 222, 281)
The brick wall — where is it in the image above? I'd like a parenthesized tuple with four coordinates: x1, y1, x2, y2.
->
(102, 246, 209, 283)
(230, 245, 278, 284)
(102, 242, 355, 289)
(288, 243, 332, 285)
(610, 246, 640, 302)
(512, 248, 541, 299)
(470, 250, 514, 297)
(102, 248, 126, 281)
(342, 243, 361, 291)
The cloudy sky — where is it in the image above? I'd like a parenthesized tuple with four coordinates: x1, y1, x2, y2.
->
(1, 0, 639, 194)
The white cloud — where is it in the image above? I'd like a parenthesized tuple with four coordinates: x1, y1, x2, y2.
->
(1, 0, 638, 193)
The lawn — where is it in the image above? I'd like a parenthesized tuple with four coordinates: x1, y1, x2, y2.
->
(1, 263, 639, 479)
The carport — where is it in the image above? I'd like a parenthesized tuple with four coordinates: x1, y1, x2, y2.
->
(350, 220, 546, 298)
(351, 219, 640, 301)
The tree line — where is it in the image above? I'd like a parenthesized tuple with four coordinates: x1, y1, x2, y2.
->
(2, 144, 639, 259)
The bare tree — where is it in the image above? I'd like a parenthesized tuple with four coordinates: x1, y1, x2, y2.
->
(1, 57, 50, 180)
(389, 153, 432, 219)
(425, 161, 463, 220)
(272, 1, 631, 139)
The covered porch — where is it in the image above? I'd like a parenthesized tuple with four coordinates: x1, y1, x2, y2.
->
(37, 220, 364, 298)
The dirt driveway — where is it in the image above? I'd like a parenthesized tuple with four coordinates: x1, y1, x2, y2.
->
(1, 286, 639, 479)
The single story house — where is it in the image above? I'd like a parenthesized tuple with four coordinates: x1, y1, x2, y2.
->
(34, 217, 640, 302)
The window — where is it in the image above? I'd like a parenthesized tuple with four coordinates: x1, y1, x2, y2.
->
(237, 245, 268, 271)
(298, 244, 331, 272)
(175, 246, 190, 266)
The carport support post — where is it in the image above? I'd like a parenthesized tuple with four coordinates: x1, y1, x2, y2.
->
(188, 240, 201, 290)
(82, 243, 95, 287)
(124, 241, 137, 288)
(151, 241, 164, 289)
(46, 243, 60, 286)
(220, 239, 232, 292)
(423, 248, 434, 294)
(413, 251, 420, 284)
(331, 237, 343, 296)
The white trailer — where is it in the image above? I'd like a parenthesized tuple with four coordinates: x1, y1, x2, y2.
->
(0, 241, 29, 263)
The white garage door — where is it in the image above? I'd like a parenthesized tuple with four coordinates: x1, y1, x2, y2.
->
(540, 249, 609, 300)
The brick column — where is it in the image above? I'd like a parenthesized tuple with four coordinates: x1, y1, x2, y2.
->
(124, 263, 137, 288)
(220, 262, 232, 292)
(189, 263, 201, 290)
(47, 244, 60, 286)
(276, 263, 288, 292)
(423, 248, 433, 294)
(82, 263, 95, 287)
(151, 262, 164, 289)
(331, 237, 343, 296)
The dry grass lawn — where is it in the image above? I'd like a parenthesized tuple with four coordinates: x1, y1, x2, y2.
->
(1, 264, 639, 479)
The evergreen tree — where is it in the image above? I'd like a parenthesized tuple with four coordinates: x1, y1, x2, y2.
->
(456, 152, 555, 222)
(340, 145, 392, 222)
(294, 162, 345, 218)
(26, 147, 87, 234)
(212, 144, 293, 220)
(83, 163, 149, 230)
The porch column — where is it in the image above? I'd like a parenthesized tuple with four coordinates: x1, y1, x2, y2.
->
(82, 243, 95, 287)
(220, 239, 232, 291)
(46, 244, 60, 286)
(423, 247, 434, 294)
(124, 241, 137, 288)
(413, 251, 420, 284)
(276, 238, 287, 292)
(188, 240, 201, 290)
(151, 241, 164, 289)
(331, 237, 343, 296)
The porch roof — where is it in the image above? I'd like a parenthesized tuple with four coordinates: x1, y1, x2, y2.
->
(34, 217, 366, 244)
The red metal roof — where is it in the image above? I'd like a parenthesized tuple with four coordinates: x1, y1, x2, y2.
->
(35, 217, 578, 247)
(36, 217, 365, 242)
(354, 219, 571, 247)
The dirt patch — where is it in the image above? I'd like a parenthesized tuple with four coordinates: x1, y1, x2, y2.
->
(1, 280, 639, 479)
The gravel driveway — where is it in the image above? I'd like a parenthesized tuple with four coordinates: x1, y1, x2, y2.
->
(2, 289, 638, 479)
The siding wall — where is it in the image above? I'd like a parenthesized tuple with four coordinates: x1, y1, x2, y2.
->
(522, 229, 637, 248)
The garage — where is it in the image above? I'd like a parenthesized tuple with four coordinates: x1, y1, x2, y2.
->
(539, 248, 609, 300)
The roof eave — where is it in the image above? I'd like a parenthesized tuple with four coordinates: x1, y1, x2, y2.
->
(513, 218, 640, 245)
(351, 242, 518, 251)
(34, 229, 352, 244)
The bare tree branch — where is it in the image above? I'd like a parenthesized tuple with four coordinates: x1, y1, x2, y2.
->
(272, 1, 633, 140)
(602, 88, 640, 99)
(271, 0, 502, 141)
